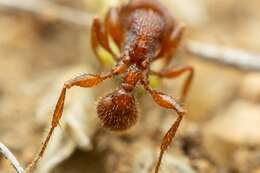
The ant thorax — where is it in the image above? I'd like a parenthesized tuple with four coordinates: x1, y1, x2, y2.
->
(123, 9, 165, 64)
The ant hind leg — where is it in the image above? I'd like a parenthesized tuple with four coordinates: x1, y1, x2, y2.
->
(24, 58, 128, 172)
(141, 79, 186, 173)
(24, 73, 113, 173)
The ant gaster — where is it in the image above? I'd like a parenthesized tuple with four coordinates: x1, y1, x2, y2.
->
(25, 0, 194, 172)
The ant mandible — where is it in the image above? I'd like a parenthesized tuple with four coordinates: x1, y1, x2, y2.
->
(25, 0, 194, 172)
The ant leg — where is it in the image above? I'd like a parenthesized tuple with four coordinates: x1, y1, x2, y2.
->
(142, 80, 186, 173)
(105, 7, 123, 49)
(156, 24, 186, 64)
(25, 74, 110, 172)
(24, 66, 126, 172)
(151, 66, 194, 102)
(91, 17, 117, 63)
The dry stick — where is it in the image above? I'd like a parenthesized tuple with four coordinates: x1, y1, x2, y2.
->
(0, 143, 24, 173)
(185, 41, 260, 72)
(0, 0, 93, 27)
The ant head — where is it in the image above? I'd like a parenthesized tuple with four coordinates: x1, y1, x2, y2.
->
(97, 88, 138, 131)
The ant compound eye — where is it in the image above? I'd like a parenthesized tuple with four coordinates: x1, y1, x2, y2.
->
(97, 89, 138, 131)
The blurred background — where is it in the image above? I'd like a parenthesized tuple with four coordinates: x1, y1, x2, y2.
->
(0, 0, 260, 173)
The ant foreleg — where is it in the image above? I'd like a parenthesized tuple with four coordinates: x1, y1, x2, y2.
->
(151, 66, 194, 102)
(91, 17, 117, 63)
(24, 73, 113, 173)
(105, 7, 123, 49)
(142, 80, 186, 173)
(156, 24, 185, 65)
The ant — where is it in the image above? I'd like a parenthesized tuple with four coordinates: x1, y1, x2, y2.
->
(25, 0, 194, 172)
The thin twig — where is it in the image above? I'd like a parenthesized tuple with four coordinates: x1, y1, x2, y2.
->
(0, 142, 24, 173)
(0, 0, 94, 27)
(185, 41, 260, 71)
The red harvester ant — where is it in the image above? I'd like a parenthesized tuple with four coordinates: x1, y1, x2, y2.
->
(25, 0, 194, 172)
